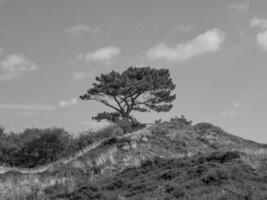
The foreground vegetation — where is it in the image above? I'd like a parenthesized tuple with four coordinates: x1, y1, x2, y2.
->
(0, 115, 190, 168)
(1, 118, 267, 200)
(27, 151, 267, 200)
(0, 125, 122, 168)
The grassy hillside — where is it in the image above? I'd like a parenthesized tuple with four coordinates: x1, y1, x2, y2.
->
(0, 121, 267, 200)
(56, 152, 267, 200)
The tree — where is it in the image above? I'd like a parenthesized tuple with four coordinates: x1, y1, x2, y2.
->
(80, 66, 176, 126)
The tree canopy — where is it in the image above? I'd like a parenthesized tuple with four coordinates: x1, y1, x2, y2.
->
(80, 66, 176, 124)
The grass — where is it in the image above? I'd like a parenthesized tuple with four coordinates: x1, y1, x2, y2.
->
(1, 121, 267, 200)
(46, 151, 267, 200)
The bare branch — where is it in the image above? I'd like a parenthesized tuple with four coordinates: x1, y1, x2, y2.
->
(90, 96, 121, 112)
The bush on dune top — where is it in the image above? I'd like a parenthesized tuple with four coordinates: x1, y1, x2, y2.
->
(0, 125, 122, 168)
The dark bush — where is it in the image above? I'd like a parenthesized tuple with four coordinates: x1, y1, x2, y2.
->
(194, 123, 223, 133)
(200, 151, 240, 164)
(159, 170, 177, 180)
(57, 185, 105, 200)
(0, 126, 4, 136)
(115, 118, 145, 133)
(172, 188, 185, 198)
(0, 125, 124, 168)
(19, 128, 72, 168)
(201, 169, 228, 186)
(102, 180, 124, 191)
(170, 115, 192, 125)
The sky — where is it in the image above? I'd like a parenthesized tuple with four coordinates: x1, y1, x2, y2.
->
(0, 0, 267, 142)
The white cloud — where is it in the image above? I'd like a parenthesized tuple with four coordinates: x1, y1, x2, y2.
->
(58, 98, 78, 108)
(0, 104, 55, 111)
(0, 54, 38, 81)
(250, 17, 267, 51)
(65, 24, 101, 37)
(85, 46, 121, 62)
(147, 29, 225, 62)
(221, 110, 238, 118)
(250, 17, 267, 29)
(76, 46, 121, 64)
(233, 102, 244, 109)
(257, 32, 267, 51)
(228, 0, 250, 12)
(72, 71, 92, 81)
(221, 101, 245, 118)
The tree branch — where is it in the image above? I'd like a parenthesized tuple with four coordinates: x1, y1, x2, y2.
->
(90, 96, 121, 112)
(113, 96, 125, 114)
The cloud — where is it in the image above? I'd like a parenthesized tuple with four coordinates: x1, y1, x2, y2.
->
(256, 32, 267, 51)
(221, 110, 238, 118)
(0, 104, 55, 111)
(233, 102, 244, 109)
(147, 29, 225, 62)
(228, 0, 250, 11)
(65, 24, 101, 37)
(0, 54, 38, 81)
(0, 48, 4, 55)
(250, 17, 267, 51)
(221, 101, 245, 118)
(85, 46, 121, 62)
(250, 17, 267, 29)
(72, 71, 92, 81)
(78, 46, 121, 64)
(58, 98, 78, 108)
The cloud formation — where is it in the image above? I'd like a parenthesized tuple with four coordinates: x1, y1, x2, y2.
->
(0, 104, 55, 111)
(250, 17, 267, 29)
(78, 46, 121, 64)
(58, 98, 78, 107)
(221, 101, 245, 118)
(228, 0, 250, 12)
(0, 54, 37, 81)
(72, 71, 92, 81)
(65, 24, 101, 37)
(256, 32, 267, 51)
(147, 29, 225, 62)
(250, 17, 267, 51)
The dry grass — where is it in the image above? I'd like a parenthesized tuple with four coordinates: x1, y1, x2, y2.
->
(1, 122, 267, 199)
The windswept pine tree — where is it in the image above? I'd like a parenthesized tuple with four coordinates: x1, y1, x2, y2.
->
(80, 67, 176, 128)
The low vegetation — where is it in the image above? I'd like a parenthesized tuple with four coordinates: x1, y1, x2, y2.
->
(1, 119, 267, 200)
(0, 125, 123, 168)
(43, 151, 267, 200)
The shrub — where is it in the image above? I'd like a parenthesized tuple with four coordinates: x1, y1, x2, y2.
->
(0, 126, 4, 136)
(155, 119, 162, 124)
(170, 115, 192, 125)
(194, 123, 223, 133)
(115, 118, 145, 133)
(0, 127, 73, 167)
(0, 125, 127, 168)
(19, 128, 72, 168)
(74, 125, 124, 150)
